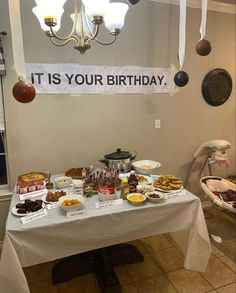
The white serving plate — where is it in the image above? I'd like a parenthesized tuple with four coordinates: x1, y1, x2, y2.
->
(12, 203, 45, 217)
(42, 190, 68, 204)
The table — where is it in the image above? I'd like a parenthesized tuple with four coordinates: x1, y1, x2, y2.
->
(0, 186, 211, 293)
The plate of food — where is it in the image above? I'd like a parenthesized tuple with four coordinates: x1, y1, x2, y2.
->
(153, 175, 183, 192)
(18, 172, 48, 183)
(12, 199, 45, 217)
(119, 173, 152, 185)
(42, 190, 67, 203)
(65, 167, 90, 179)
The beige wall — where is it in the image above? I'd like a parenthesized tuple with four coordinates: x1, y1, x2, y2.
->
(0, 0, 235, 195)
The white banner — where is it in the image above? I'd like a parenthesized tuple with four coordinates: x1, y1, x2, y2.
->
(26, 63, 176, 94)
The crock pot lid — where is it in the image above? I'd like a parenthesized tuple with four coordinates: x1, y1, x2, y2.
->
(104, 148, 132, 160)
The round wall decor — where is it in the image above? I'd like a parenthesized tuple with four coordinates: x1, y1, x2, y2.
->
(201, 68, 232, 106)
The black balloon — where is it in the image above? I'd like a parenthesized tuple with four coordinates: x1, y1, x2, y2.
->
(196, 39, 212, 56)
(174, 71, 189, 87)
(128, 0, 141, 4)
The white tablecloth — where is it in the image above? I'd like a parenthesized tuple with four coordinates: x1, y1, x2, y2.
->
(0, 187, 211, 293)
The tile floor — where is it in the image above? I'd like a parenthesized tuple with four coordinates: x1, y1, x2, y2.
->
(21, 233, 236, 293)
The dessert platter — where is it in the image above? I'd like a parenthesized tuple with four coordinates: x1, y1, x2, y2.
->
(65, 167, 90, 179)
(12, 199, 45, 217)
(42, 190, 67, 203)
(18, 172, 48, 183)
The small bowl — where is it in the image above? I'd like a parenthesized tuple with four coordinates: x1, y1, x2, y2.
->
(132, 160, 161, 175)
(55, 176, 72, 189)
(126, 193, 146, 205)
(98, 192, 116, 202)
(59, 194, 84, 212)
(145, 191, 165, 203)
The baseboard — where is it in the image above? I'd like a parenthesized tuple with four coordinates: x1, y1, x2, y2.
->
(202, 200, 213, 209)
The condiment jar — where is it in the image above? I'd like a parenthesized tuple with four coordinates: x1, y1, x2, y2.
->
(128, 171, 138, 193)
(18, 182, 28, 194)
(28, 182, 36, 192)
(72, 179, 84, 195)
(120, 178, 129, 200)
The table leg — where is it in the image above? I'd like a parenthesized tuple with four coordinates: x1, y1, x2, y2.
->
(52, 243, 144, 291)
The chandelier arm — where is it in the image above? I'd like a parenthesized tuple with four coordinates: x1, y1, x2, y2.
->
(84, 24, 100, 44)
(47, 26, 80, 44)
(94, 34, 117, 46)
(49, 35, 79, 47)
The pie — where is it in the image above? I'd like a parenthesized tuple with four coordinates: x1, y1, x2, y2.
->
(18, 172, 48, 183)
(65, 167, 90, 179)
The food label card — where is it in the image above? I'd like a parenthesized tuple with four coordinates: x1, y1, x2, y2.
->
(95, 199, 123, 209)
(67, 210, 87, 218)
(21, 209, 48, 224)
(46, 202, 60, 210)
(19, 189, 48, 201)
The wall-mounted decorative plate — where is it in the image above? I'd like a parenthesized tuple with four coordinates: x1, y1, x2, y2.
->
(202, 68, 232, 106)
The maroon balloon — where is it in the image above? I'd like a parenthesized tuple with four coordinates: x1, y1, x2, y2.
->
(196, 39, 212, 56)
(12, 80, 36, 103)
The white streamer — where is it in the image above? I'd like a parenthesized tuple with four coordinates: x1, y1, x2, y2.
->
(200, 0, 208, 40)
(178, 0, 186, 70)
(8, 0, 26, 80)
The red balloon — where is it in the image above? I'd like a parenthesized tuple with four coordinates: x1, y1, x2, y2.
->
(196, 39, 212, 56)
(12, 80, 36, 103)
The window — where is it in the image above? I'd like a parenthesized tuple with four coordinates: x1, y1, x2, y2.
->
(0, 132, 7, 185)
(0, 76, 7, 187)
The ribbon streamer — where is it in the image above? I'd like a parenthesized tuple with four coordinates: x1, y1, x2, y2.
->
(200, 0, 208, 40)
(178, 0, 186, 70)
(8, 0, 26, 80)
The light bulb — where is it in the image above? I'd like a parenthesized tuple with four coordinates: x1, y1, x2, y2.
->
(33, 0, 67, 30)
(82, 0, 110, 18)
(104, 3, 129, 31)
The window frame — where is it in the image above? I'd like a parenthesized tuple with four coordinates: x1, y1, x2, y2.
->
(0, 76, 8, 189)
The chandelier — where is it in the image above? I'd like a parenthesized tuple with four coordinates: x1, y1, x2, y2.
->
(32, 0, 129, 54)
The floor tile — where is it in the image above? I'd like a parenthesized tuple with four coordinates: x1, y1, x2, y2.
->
(29, 278, 59, 293)
(23, 261, 55, 283)
(201, 256, 236, 289)
(134, 274, 177, 293)
(121, 283, 139, 293)
(58, 273, 100, 293)
(114, 265, 132, 286)
(127, 239, 148, 255)
(164, 233, 178, 246)
(140, 234, 173, 253)
(211, 244, 225, 258)
(216, 283, 236, 293)
(151, 246, 184, 272)
(125, 253, 162, 282)
(168, 268, 213, 293)
(219, 255, 236, 273)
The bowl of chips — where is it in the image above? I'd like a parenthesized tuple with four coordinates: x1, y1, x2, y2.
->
(58, 194, 84, 212)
